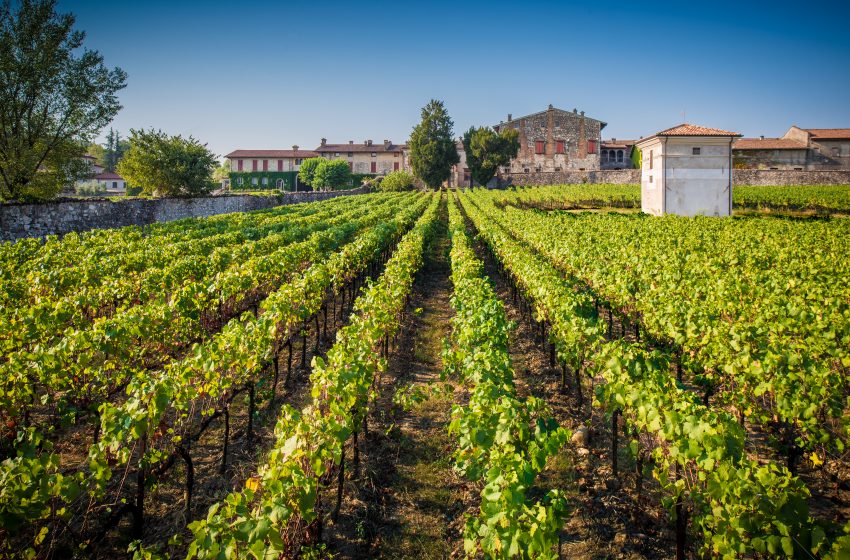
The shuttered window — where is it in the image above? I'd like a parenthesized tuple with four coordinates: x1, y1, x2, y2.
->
(535, 141, 545, 154)
(587, 140, 597, 154)
(556, 140, 565, 154)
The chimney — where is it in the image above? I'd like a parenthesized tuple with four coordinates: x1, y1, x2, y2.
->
(760, 135, 765, 140)
(292, 145, 299, 151)
(384, 139, 390, 146)
(580, 110, 585, 116)
(507, 113, 512, 122)
(612, 137, 616, 142)
(548, 104, 553, 110)
(367, 139, 373, 146)
(349, 140, 353, 144)
(320, 138, 327, 146)
(573, 108, 577, 113)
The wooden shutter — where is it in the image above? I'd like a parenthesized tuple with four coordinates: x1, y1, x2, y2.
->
(535, 140, 544, 154)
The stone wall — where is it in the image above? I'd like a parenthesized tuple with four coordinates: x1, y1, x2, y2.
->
(0, 187, 370, 242)
(494, 169, 640, 187)
(494, 169, 850, 188)
(732, 169, 850, 186)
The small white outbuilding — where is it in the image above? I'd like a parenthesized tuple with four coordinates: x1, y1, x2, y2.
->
(635, 124, 741, 217)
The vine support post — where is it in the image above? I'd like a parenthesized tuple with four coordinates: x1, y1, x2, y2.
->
(611, 409, 620, 477)
(549, 339, 556, 369)
(674, 463, 686, 560)
(220, 405, 230, 475)
(179, 446, 194, 519)
(271, 354, 280, 405)
(314, 314, 321, 353)
(134, 434, 147, 539)
(301, 320, 308, 370)
(247, 383, 255, 448)
(332, 442, 346, 522)
(286, 339, 293, 387)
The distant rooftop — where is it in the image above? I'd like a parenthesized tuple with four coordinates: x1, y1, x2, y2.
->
(734, 138, 807, 150)
(803, 128, 850, 140)
(225, 149, 320, 159)
(654, 123, 741, 137)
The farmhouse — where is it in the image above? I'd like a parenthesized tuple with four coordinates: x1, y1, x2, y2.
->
(225, 148, 320, 190)
(635, 124, 740, 217)
(732, 127, 850, 170)
(493, 105, 605, 173)
(783, 127, 850, 169)
(93, 171, 127, 194)
(315, 139, 407, 175)
(600, 139, 637, 169)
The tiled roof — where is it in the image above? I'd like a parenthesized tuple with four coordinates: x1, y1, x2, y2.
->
(95, 172, 123, 180)
(225, 150, 320, 159)
(655, 124, 741, 137)
(804, 128, 850, 139)
(734, 138, 807, 150)
(315, 142, 406, 153)
(601, 139, 636, 149)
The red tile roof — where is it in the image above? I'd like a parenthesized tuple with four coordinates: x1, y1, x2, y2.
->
(734, 138, 808, 150)
(601, 139, 636, 149)
(95, 172, 123, 180)
(225, 149, 320, 159)
(315, 142, 406, 153)
(654, 123, 741, 137)
(804, 128, 850, 139)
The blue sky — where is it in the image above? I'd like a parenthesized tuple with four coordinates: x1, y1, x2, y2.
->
(64, 0, 850, 159)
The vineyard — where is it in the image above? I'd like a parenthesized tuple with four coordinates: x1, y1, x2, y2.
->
(1, 185, 849, 559)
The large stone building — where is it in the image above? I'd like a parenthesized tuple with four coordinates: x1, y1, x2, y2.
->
(315, 139, 407, 175)
(225, 148, 321, 191)
(635, 124, 740, 217)
(783, 127, 850, 169)
(493, 105, 606, 173)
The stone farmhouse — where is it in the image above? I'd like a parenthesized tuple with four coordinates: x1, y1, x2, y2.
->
(492, 105, 605, 173)
(315, 139, 407, 175)
(732, 127, 850, 170)
(225, 148, 321, 190)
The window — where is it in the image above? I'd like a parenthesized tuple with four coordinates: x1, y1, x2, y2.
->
(112, 181, 118, 189)
(370, 161, 377, 173)
(263, 159, 268, 171)
(601, 151, 608, 163)
(649, 175, 653, 183)
(237, 159, 243, 171)
(649, 150, 653, 169)
(535, 140, 545, 154)
(251, 177, 258, 185)
(394, 162, 399, 171)
(394, 152, 399, 157)
(277, 160, 283, 171)
(833, 147, 840, 157)
(692, 147, 701, 155)
(617, 150, 624, 162)
(252, 160, 258, 171)
(334, 152, 339, 157)
(371, 152, 377, 158)
(237, 177, 244, 185)
(276, 179, 284, 189)
(262, 177, 268, 186)
(556, 140, 565, 154)
(296, 158, 303, 165)
(348, 152, 353, 157)
(587, 140, 597, 154)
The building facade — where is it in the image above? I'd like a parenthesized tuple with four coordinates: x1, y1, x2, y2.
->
(732, 137, 808, 170)
(315, 139, 407, 175)
(94, 171, 127, 194)
(600, 139, 636, 169)
(635, 124, 740, 217)
(225, 148, 320, 191)
(783, 127, 850, 169)
(493, 105, 605, 174)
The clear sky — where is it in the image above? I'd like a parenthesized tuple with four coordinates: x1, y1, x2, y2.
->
(64, 0, 850, 159)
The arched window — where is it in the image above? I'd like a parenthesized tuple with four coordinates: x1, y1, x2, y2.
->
(276, 179, 284, 189)
(617, 150, 624, 162)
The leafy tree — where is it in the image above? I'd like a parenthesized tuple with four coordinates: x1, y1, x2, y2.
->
(312, 159, 351, 191)
(0, 0, 127, 201)
(379, 170, 415, 192)
(462, 126, 520, 186)
(408, 99, 459, 190)
(212, 160, 231, 184)
(297, 157, 324, 187)
(117, 129, 217, 197)
(86, 143, 107, 169)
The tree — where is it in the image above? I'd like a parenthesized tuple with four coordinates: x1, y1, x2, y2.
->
(117, 129, 217, 197)
(86, 143, 107, 169)
(462, 126, 520, 186)
(297, 157, 324, 188)
(378, 170, 415, 192)
(312, 159, 351, 191)
(0, 0, 127, 201)
(408, 99, 459, 190)
(103, 128, 129, 171)
(212, 160, 231, 184)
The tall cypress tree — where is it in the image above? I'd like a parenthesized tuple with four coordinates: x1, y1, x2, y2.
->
(408, 99, 459, 190)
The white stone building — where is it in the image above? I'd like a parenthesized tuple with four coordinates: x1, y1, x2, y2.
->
(635, 124, 740, 217)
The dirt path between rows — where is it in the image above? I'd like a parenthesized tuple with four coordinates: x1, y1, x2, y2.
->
(324, 200, 469, 559)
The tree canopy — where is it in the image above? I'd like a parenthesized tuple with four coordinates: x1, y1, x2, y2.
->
(408, 99, 459, 189)
(0, 0, 127, 201)
(461, 126, 520, 186)
(117, 129, 217, 197)
(378, 170, 415, 192)
(297, 157, 324, 187)
(312, 159, 351, 191)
